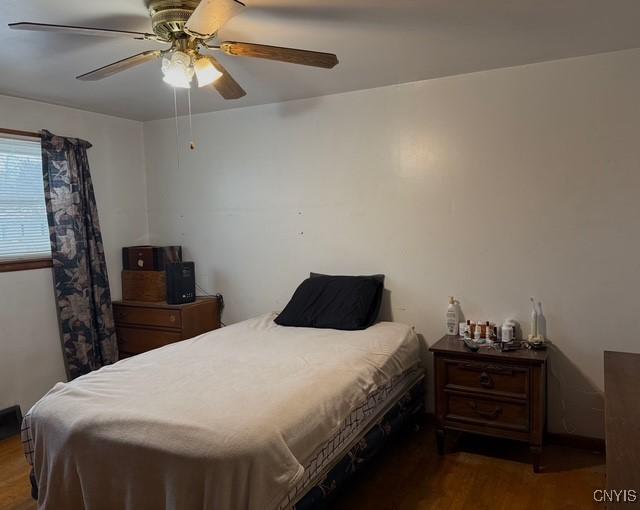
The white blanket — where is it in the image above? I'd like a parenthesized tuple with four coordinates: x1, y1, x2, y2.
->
(27, 313, 421, 510)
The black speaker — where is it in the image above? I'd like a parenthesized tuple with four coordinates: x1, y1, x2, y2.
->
(166, 262, 196, 304)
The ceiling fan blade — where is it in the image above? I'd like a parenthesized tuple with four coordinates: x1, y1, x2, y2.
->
(207, 57, 246, 100)
(184, 0, 245, 39)
(220, 42, 338, 69)
(76, 50, 163, 81)
(9, 22, 162, 41)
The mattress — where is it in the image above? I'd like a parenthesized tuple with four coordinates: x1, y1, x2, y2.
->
(23, 313, 422, 510)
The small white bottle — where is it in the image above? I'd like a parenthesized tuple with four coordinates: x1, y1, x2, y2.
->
(501, 323, 513, 343)
(528, 297, 538, 340)
(446, 297, 458, 335)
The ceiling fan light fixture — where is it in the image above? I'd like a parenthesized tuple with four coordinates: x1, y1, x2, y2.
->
(194, 57, 223, 87)
(161, 51, 194, 88)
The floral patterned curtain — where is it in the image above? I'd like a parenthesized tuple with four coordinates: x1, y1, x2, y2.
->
(41, 130, 118, 380)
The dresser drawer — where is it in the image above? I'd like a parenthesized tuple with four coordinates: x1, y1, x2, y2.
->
(117, 327, 182, 355)
(114, 305, 181, 329)
(443, 358, 529, 399)
(445, 393, 529, 433)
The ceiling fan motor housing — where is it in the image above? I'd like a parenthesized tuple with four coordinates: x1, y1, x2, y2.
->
(147, 0, 200, 40)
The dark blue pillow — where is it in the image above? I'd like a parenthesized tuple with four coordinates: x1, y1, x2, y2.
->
(275, 275, 384, 330)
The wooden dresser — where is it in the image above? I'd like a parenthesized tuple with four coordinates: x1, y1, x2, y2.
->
(430, 335, 548, 472)
(604, 351, 640, 508)
(113, 297, 220, 357)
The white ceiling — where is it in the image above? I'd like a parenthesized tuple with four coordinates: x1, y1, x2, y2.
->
(2, 0, 640, 121)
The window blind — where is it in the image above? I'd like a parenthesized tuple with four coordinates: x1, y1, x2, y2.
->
(0, 136, 51, 261)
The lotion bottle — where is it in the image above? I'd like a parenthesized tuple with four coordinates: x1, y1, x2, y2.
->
(446, 297, 458, 335)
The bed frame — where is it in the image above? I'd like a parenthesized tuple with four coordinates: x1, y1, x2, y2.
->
(292, 375, 425, 509)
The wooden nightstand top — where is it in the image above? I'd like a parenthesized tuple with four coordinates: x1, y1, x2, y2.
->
(113, 296, 217, 310)
(430, 335, 548, 363)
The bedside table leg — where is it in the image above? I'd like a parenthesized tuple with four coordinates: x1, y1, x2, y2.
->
(436, 428, 446, 455)
(530, 445, 542, 473)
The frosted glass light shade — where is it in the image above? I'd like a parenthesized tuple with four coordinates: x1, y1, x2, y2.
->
(194, 57, 223, 87)
(161, 51, 194, 88)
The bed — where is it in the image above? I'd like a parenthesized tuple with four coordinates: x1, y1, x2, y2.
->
(22, 312, 424, 510)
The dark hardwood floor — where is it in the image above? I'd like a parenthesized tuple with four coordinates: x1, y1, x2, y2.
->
(0, 420, 605, 510)
(0, 435, 33, 510)
(332, 420, 605, 509)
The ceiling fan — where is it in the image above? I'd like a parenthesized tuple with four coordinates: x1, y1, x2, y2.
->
(8, 0, 339, 100)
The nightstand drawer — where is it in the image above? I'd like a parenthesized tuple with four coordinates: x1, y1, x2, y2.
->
(114, 305, 182, 329)
(116, 327, 182, 355)
(443, 358, 529, 399)
(445, 393, 529, 432)
(113, 298, 220, 357)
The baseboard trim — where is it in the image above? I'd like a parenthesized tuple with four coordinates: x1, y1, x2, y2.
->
(0, 406, 23, 441)
(423, 413, 605, 453)
(546, 432, 605, 453)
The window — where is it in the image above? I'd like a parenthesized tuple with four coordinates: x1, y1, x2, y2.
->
(0, 134, 51, 269)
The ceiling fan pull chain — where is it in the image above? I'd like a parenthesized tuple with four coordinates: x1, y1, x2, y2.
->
(174, 87, 181, 173)
(188, 87, 195, 151)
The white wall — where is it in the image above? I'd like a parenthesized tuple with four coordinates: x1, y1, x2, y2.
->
(144, 48, 640, 439)
(0, 95, 148, 414)
(3, 49, 637, 438)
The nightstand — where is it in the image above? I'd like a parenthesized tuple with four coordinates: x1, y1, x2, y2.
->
(430, 335, 548, 472)
(113, 297, 221, 357)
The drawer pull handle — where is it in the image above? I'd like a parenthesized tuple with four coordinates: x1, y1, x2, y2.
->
(169, 315, 176, 323)
(479, 372, 494, 388)
(469, 401, 503, 419)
